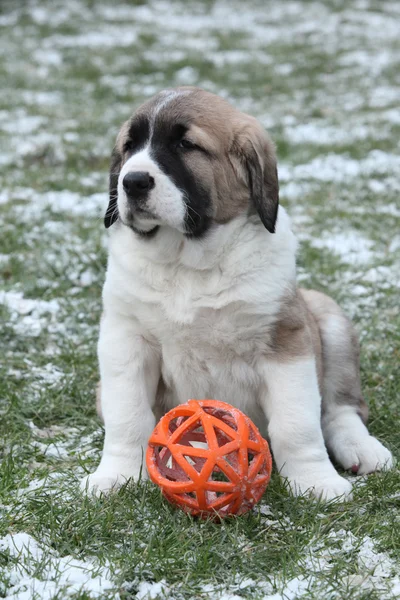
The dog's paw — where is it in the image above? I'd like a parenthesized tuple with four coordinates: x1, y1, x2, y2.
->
(333, 435, 394, 475)
(285, 472, 353, 502)
(80, 467, 145, 497)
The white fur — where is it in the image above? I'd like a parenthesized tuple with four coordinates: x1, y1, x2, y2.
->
(117, 147, 186, 232)
(81, 312, 159, 493)
(261, 358, 352, 500)
(323, 405, 393, 474)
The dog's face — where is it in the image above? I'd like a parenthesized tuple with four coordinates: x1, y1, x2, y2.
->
(105, 87, 279, 238)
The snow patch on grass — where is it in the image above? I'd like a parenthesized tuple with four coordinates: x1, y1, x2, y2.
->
(283, 122, 373, 146)
(31, 440, 70, 460)
(188, 528, 400, 599)
(311, 231, 375, 265)
(0, 291, 61, 337)
(0, 533, 118, 599)
(0, 188, 107, 219)
(135, 580, 170, 599)
(263, 529, 400, 600)
(28, 364, 65, 387)
(279, 151, 400, 184)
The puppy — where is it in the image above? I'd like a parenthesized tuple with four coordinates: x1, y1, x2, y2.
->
(82, 87, 393, 500)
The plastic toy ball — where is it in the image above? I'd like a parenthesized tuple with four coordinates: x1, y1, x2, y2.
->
(146, 399, 272, 518)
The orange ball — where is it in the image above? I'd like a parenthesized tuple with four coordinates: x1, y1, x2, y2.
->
(146, 399, 272, 518)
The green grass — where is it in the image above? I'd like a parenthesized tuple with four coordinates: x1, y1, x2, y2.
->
(1, 0, 400, 598)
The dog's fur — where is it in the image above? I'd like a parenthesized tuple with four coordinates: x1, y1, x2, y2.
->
(82, 87, 393, 500)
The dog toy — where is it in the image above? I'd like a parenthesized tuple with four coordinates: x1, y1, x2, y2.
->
(146, 399, 272, 518)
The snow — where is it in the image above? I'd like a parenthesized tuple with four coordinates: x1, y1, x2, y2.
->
(31, 440, 70, 459)
(135, 580, 170, 599)
(310, 231, 375, 265)
(0, 291, 61, 337)
(279, 151, 400, 185)
(79, 270, 97, 287)
(193, 529, 400, 599)
(283, 122, 372, 146)
(201, 580, 273, 600)
(28, 364, 65, 387)
(363, 266, 399, 288)
(0, 114, 46, 135)
(0, 187, 107, 223)
(20, 90, 63, 106)
(0, 533, 118, 600)
(256, 530, 400, 600)
(357, 536, 400, 581)
(0, 293, 59, 317)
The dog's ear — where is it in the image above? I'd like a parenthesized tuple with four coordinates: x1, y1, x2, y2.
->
(104, 147, 122, 229)
(231, 117, 279, 233)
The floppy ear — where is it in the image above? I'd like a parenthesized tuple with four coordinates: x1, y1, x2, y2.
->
(232, 118, 279, 233)
(104, 148, 122, 229)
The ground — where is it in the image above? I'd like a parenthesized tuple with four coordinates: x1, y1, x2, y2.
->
(0, 0, 399, 598)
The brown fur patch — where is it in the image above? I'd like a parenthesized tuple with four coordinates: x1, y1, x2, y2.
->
(272, 289, 323, 390)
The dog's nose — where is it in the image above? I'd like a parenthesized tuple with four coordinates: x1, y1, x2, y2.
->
(123, 171, 154, 196)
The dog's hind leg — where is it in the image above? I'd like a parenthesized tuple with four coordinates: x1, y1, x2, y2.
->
(300, 289, 393, 475)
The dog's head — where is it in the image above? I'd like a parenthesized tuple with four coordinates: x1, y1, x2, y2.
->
(105, 87, 279, 238)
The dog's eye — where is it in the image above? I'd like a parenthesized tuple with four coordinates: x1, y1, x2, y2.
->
(123, 140, 136, 153)
(177, 139, 197, 150)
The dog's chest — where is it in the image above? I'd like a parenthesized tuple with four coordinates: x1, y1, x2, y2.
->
(130, 266, 274, 413)
(132, 261, 272, 348)
(156, 305, 266, 417)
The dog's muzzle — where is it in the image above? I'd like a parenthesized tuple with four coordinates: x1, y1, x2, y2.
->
(122, 171, 155, 211)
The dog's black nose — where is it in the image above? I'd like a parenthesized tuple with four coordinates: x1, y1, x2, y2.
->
(123, 171, 154, 196)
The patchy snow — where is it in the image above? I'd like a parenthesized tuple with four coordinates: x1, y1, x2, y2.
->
(17, 190, 106, 217)
(0, 187, 107, 218)
(283, 122, 372, 146)
(0, 113, 46, 135)
(0, 291, 61, 337)
(28, 364, 65, 387)
(279, 151, 400, 185)
(79, 270, 97, 287)
(363, 266, 400, 289)
(201, 580, 273, 600)
(29, 421, 78, 438)
(257, 530, 400, 600)
(0, 533, 118, 599)
(31, 440, 70, 459)
(0, 292, 60, 317)
(20, 90, 63, 106)
(279, 180, 315, 201)
(310, 231, 375, 265)
(193, 529, 400, 599)
(135, 580, 170, 599)
(17, 474, 62, 496)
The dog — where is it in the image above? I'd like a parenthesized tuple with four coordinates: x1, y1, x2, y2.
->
(81, 87, 393, 501)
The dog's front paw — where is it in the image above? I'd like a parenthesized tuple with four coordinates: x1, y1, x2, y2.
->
(286, 472, 353, 502)
(80, 466, 146, 496)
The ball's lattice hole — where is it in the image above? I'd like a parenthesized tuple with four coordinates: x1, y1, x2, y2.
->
(146, 399, 272, 517)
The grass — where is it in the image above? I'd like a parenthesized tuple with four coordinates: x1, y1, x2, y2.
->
(0, 0, 400, 598)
